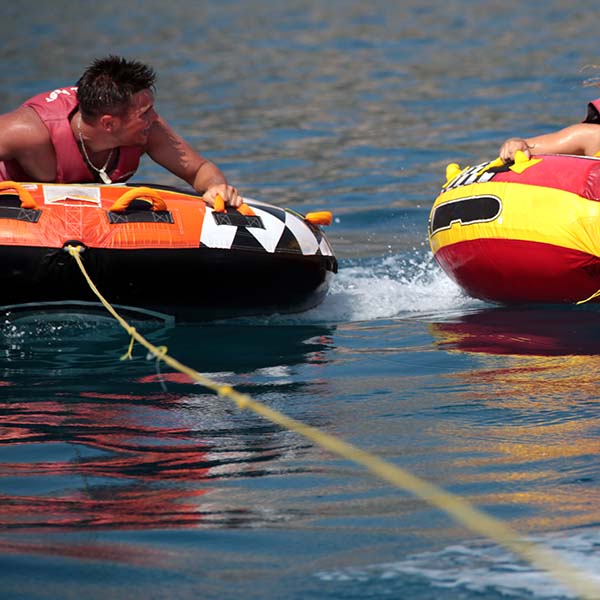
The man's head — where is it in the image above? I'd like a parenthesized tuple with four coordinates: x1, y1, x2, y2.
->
(76, 56, 156, 121)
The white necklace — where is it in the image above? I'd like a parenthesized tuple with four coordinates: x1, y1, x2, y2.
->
(77, 114, 113, 184)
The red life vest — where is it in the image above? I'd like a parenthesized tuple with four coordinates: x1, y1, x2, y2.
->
(0, 87, 144, 183)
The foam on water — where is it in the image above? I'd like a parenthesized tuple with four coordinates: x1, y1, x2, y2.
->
(316, 528, 600, 599)
(249, 251, 485, 325)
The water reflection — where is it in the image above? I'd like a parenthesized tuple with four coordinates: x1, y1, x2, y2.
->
(0, 319, 336, 535)
(427, 305, 600, 534)
(430, 305, 600, 356)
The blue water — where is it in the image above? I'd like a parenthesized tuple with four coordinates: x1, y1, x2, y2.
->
(2, 1, 600, 598)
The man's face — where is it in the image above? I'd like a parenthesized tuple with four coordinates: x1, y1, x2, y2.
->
(114, 89, 157, 145)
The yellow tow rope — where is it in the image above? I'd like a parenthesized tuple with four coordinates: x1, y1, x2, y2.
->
(66, 244, 599, 599)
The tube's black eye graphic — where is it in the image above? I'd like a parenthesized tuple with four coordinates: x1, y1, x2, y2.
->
(429, 195, 502, 235)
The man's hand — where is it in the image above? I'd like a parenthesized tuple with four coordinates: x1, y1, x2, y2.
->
(203, 183, 242, 208)
(499, 138, 534, 162)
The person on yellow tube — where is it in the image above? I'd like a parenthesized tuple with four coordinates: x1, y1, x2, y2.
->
(499, 98, 600, 162)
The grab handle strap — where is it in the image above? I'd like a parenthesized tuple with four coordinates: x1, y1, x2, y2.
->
(0, 181, 38, 210)
(109, 187, 168, 212)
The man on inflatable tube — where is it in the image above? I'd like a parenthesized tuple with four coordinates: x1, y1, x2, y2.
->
(0, 55, 242, 208)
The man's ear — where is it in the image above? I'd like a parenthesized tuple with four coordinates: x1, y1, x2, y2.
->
(99, 114, 118, 133)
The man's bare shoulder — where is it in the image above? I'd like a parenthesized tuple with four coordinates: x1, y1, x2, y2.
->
(0, 106, 50, 154)
(569, 122, 600, 155)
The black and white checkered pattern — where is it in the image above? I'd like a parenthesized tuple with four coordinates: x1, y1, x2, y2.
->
(200, 199, 334, 257)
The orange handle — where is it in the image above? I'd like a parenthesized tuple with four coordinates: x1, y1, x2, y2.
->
(0, 181, 38, 210)
(109, 187, 168, 212)
(305, 211, 332, 226)
(237, 202, 255, 216)
(212, 194, 226, 213)
(209, 194, 255, 216)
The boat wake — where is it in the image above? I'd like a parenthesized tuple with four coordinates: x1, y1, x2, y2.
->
(315, 527, 600, 599)
(242, 250, 486, 325)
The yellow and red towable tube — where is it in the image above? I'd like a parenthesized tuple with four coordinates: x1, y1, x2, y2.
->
(428, 152, 600, 304)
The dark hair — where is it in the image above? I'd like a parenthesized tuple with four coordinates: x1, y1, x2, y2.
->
(76, 55, 156, 120)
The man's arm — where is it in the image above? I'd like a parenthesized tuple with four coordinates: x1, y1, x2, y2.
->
(500, 123, 600, 162)
(0, 107, 56, 181)
(146, 117, 240, 206)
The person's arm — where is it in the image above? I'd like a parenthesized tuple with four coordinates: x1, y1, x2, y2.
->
(499, 123, 600, 162)
(0, 107, 53, 166)
(146, 116, 240, 207)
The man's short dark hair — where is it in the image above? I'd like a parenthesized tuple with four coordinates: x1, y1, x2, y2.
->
(76, 55, 156, 120)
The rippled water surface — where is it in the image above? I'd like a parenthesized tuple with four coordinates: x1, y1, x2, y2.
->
(2, 1, 600, 599)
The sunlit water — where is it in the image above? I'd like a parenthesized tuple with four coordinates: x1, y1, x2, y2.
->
(1, 1, 600, 599)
